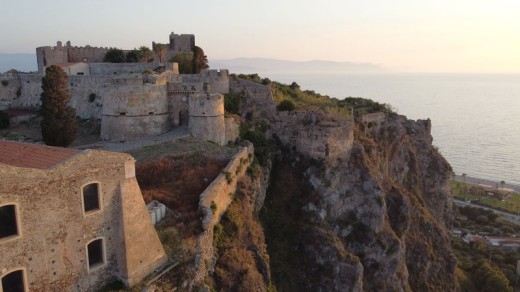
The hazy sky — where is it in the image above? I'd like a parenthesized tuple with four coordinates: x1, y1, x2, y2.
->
(1, 0, 519, 73)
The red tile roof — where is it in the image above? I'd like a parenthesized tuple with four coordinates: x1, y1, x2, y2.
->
(0, 140, 79, 170)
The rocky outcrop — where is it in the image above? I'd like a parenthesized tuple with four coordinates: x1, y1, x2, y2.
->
(262, 112, 457, 291)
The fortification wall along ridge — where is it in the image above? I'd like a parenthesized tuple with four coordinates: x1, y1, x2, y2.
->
(192, 143, 254, 285)
(270, 111, 354, 161)
(229, 77, 276, 120)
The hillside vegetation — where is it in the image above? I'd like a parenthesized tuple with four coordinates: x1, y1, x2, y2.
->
(236, 73, 394, 118)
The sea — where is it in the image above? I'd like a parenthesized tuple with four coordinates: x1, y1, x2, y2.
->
(266, 73, 520, 186)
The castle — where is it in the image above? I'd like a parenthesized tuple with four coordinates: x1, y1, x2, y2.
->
(0, 32, 237, 145)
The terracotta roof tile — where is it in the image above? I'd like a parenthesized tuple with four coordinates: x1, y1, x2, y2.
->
(0, 140, 79, 170)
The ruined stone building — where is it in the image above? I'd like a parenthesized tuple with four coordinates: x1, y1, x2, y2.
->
(0, 140, 167, 291)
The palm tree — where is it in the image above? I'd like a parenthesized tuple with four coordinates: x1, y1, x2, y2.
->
(153, 43, 167, 64)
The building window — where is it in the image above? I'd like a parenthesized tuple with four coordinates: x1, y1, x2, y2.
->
(87, 238, 105, 270)
(0, 204, 19, 240)
(82, 183, 100, 213)
(1, 269, 25, 292)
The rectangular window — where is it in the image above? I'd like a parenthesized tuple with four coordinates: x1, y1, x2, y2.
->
(83, 184, 100, 213)
(87, 239, 104, 269)
(0, 205, 18, 239)
(1, 270, 25, 292)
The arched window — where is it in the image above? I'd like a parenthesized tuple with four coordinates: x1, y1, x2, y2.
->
(0, 204, 19, 241)
(86, 238, 105, 271)
(82, 183, 101, 213)
(1, 269, 25, 292)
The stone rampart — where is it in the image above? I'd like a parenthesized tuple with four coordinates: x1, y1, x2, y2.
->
(270, 110, 354, 161)
(229, 77, 276, 120)
(192, 143, 254, 285)
(10, 74, 42, 108)
(100, 81, 170, 141)
(89, 63, 159, 76)
(67, 46, 108, 63)
(0, 77, 21, 110)
(188, 93, 225, 145)
(180, 69, 229, 94)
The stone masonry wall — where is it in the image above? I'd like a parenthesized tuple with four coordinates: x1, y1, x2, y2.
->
(191, 143, 254, 286)
(100, 81, 170, 141)
(229, 77, 276, 120)
(0, 77, 21, 110)
(180, 69, 229, 94)
(89, 63, 159, 76)
(269, 110, 354, 161)
(188, 93, 225, 145)
(0, 150, 166, 291)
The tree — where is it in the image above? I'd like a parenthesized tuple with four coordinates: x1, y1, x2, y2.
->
(290, 81, 300, 90)
(473, 260, 512, 292)
(126, 50, 139, 62)
(103, 48, 126, 63)
(500, 180, 505, 189)
(192, 46, 209, 74)
(171, 52, 193, 74)
(40, 65, 78, 147)
(137, 46, 153, 62)
(153, 43, 167, 63)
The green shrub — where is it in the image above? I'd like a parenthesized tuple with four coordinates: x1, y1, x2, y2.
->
(210, 201, 217, 214)
(1, 80, 8, 86)
(224, 92, 242, 114)
(225, 171, 232, 184)
(277, 99, 295, 111)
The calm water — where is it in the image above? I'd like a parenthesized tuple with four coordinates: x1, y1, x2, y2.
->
(268, 73, 520, 186)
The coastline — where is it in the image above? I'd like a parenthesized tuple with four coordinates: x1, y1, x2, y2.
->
(452, 174, 520, 193)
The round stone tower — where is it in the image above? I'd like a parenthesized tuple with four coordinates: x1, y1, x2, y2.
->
(188, 92, 225, 145)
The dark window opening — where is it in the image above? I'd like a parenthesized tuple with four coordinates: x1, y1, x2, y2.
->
(87, 239, 104, 268)
(2, 270, 24, 292)
(119, 112, 126, 116)
(0, 205, 18, 239)
(83, 184, 100, 212)
(149, 112, 154, 115)
(77, 72, 84, 75)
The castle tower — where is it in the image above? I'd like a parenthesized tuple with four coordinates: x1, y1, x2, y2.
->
(188, 90, 225, 145)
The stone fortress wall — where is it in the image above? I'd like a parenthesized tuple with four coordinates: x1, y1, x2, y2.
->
(188, 93, 226, 145)
(269, 111, 354, 161)
(192, 142, 254, 285)
(229, 76, 277, 120)
(0, 149, 166, 290)
(36, 41, 109, 74)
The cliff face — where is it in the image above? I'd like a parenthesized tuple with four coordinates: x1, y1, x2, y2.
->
(262, 113, 457, 291)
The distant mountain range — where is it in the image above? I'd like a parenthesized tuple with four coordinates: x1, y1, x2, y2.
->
(0, 53, 37, 73)
(0, 54, 384, 74)
(209, 58, 385, 74)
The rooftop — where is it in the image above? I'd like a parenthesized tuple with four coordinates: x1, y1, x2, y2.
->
(0, 140, 79, 169)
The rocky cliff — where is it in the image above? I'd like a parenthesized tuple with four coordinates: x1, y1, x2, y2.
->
(261, 112, 457, 291)
(207, 79, 458, 291)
